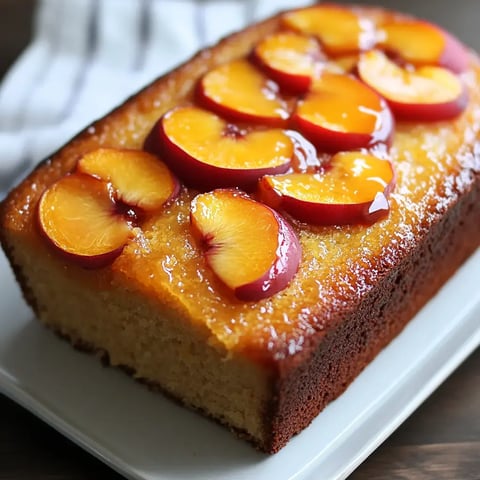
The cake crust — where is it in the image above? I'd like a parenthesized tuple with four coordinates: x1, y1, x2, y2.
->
(1, 5, 480, 453)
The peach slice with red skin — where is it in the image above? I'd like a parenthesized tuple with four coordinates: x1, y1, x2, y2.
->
(379, 20, 468, 74)
(190, 190, 301, 301)
(258, 151, 395, 225)
(77, 147, 180, 213)
(146, 106, 293, 191)
(251, 32, 324, 94)
(358, 50, 468, 122)
(282, 5, 376, 56)
(38, 174, 132, 268)
(39, 148, 179, 268)
(292, 73, 394, 153)
(196, 59, 289, 126)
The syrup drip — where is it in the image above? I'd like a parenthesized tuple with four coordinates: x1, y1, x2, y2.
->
(285, 130, 323, 173)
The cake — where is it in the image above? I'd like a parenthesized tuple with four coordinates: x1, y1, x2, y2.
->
(1, 4, 479, 454)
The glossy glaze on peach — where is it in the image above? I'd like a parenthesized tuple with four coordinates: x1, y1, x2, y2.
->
(118, 86, 480, 361)
(2, 6, 479, 365)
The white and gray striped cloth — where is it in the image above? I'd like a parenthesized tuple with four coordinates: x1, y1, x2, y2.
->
(0, 0, 312, 195)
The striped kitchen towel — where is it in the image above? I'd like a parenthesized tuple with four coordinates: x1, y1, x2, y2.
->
(0, 0, 312, 195)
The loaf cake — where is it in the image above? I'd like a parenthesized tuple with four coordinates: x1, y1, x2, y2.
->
(1, 4, 479, 454)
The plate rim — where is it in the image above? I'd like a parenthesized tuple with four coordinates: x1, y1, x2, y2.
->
(1, 249, 479, 480)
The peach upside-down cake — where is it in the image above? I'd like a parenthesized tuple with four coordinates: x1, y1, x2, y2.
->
(1, 4, 479, 453)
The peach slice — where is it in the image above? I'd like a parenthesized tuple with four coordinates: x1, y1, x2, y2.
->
(147, 106, 293, 191)
(282, 5, 376, 55)
(292, 73, 394, 152)
(196, 59, 289, 126)
(258, 151, 395, 225)
(358, 50, 468, 121)
(38, 174, 131, 268)
(379, 20, 468, 73)
(252, 32, 324, 93)
(190, 190, 301, 301)
(77, 148, 179, 212)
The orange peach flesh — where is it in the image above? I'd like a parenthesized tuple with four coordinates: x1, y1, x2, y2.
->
(255, 32, 321, 77)
(200, 59, 288, 120)
(264, 152, 393, 204)
(282, 5, 375, 54)
(380, 21, 445, 65)
(298, 73, 384, 134)
(190, 191, 279, 289)
(77, 148, 178, 210)
(359, 50, 463, 104)
(38, 174, 131, 257)
(162, 107, 292, 169)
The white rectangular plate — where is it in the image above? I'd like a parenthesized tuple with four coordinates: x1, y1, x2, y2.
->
(1, 248, 479, 480)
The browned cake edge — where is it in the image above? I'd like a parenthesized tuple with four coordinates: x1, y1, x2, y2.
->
(267, 179, 480, 451)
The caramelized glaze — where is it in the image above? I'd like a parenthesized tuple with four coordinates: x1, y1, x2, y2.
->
(115, 65, 480, 360)
(4, 6, 480, 363)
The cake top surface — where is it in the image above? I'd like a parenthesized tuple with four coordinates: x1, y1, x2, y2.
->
(2, 4, 480, 364)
